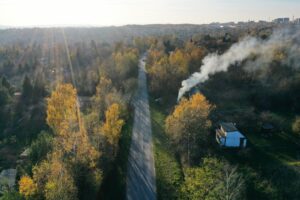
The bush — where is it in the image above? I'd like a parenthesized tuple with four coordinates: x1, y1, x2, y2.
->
(0, 190, 23, 200)
(29, 131, 53, 164)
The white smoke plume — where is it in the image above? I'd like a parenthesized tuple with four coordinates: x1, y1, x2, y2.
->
(177, 29, 299, 101)
(177, 37, 260, 101)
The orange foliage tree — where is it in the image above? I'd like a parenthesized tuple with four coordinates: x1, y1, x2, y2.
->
(166, 93, 213, 165)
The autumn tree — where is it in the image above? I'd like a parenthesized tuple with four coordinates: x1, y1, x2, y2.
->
(32, 154, 78, 200)
(113, 48, 139, 80)
(166, 93, 213, 165)
(147, 48, 191, 99)
(47, 83, 99, 163)
(180, 157, 245, 200)
(147, 54, 185, 97)
(46, 84, 79, 153)
(46, 84, 78, 135)
(169, 49, 189, 77)
(45, 83, 101, 199)
(185, 41, 206, 72)
(19, 176, 37, 199)
(101, 103, 124, 156)
(93, 76, 113, 121)
(90, 76, 121, 138)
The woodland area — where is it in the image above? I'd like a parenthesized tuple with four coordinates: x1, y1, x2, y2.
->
(145, 23, 300, 200)
(0, 22, 300, 200)
(0, 29, 139, 199)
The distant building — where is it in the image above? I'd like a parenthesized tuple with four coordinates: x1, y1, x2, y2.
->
(216, 122, 247, 148)
(273, 18, 290, 24)
(294, 18, 300, 25)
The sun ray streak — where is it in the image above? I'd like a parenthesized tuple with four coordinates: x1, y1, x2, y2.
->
(61, 28, 86, 138)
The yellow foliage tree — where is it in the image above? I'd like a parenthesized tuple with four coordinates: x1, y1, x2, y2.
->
(46, 84, 79, 153)
(19, 175, 36, 199)
(169, 49, 189, 76)
(93, 76, 113, 120)
(46, 84, 78, 136)
(101, 103, 124, 155)
(166, 93, 213, 165)
(46, 84, 99, 161)
(32, 153, 78, 200)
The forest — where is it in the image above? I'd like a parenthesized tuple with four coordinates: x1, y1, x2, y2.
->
(0, 22, 300, 200)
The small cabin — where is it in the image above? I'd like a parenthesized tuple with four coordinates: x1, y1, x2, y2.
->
(216, 122, 247, 148)
(261, 123, 274, 138)
(20, 148, 30, 159)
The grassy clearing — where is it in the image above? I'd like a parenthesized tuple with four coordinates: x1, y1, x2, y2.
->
(97, 117, 133, 200)
(217, 112, 300, 199)
(246, 130, 300, 165)
(149, 100, 183, 200)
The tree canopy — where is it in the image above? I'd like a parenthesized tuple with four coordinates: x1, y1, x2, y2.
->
(166, 93, 213, 165)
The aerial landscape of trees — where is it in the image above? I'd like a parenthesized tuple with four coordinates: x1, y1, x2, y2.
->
(0, 22, 300, 200)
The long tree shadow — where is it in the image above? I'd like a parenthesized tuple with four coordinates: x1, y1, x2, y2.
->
(97, 117, 133, 200)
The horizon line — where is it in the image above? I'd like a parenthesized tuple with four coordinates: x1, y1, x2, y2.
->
(0, 19, 285, 29)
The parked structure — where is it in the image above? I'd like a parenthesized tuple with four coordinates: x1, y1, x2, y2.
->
(216, 122, 247, 148)
(261, 123, 274, 138)
(273, 18, 290, 24)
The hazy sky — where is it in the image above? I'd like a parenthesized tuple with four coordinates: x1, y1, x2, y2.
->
(0, 0, 300, 26)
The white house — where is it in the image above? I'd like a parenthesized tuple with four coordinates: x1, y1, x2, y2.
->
(216, 122, 247, 148)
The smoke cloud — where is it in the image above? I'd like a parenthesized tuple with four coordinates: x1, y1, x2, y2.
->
(177, 29, 300, 101)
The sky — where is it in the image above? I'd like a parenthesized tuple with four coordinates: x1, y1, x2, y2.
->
(0, 0, 300, 27)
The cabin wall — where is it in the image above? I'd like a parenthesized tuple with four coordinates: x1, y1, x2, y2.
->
(215, 129, 247, 148)
(243, 139, 247, 147)
(224, 131, 247, 147)
(225, 137, 241, 147)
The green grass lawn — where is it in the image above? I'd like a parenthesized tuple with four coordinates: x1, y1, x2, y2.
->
(246, 130, 300, 166)
(217, 112, 300, 200)
(149, 100, 183, 200)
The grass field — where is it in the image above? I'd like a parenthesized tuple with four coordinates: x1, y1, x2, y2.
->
(149, 100, 183, 200)
(217, 113, 300, 199)
(150, 95, 300, 199)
